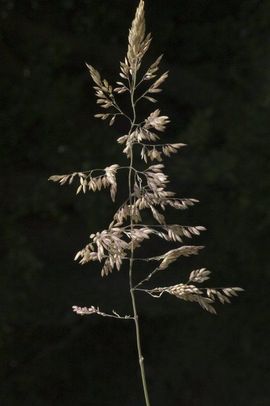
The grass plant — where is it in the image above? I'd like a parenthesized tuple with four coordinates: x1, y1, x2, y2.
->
(50, 2, 243, 404)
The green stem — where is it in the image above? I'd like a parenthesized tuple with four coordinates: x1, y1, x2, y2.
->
(128, 68, 151, 406)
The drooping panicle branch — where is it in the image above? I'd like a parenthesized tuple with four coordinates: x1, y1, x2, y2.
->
(72, 305, 133, 320)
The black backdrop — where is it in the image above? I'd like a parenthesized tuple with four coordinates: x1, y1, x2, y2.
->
(1, 0, 270, 405)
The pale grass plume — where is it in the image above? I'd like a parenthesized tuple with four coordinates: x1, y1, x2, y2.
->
(49, 2, 243, 405)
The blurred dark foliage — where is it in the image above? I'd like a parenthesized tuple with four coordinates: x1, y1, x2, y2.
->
(1, 0, 270, 405)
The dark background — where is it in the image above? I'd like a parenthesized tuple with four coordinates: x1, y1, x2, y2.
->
(1, 0, 269, 405)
